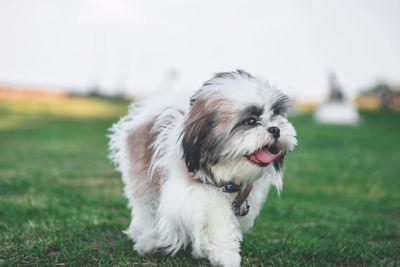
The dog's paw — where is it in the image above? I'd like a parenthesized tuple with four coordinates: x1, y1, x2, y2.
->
(209, 250, 241, 267)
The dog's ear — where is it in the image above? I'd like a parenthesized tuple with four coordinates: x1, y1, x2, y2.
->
(181, 109, 217, 173)
(182, 91, 231, 173)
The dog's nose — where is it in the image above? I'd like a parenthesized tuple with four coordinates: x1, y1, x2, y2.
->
(268, 126, 280, 139)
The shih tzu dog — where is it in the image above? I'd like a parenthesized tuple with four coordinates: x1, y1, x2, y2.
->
(108, 70, 297, 267)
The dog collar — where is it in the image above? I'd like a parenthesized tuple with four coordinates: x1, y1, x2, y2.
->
(218, 181, 242, 193)
(199, 176, 253, 216)
(214, 181, 253, 216)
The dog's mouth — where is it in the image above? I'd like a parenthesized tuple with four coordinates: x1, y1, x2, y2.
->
(245, 144, 283, 167)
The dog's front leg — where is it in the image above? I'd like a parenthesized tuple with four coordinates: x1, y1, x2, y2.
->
(158, 180, 242, 266)
(194, 189, 243, 267)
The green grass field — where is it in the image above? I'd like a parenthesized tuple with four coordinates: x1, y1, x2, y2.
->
(0, 98, 399, 266)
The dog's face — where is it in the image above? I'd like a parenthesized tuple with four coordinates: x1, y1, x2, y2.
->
(182, 70, 297, 185)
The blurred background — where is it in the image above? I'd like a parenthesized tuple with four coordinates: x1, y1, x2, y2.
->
(0, 0, 399, 104)
(0, 0, 399, 266)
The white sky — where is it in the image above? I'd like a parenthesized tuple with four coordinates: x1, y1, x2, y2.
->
(0, 0, 399, 100)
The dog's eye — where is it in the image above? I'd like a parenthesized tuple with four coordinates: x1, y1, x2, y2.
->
(243, 117, 258, 126)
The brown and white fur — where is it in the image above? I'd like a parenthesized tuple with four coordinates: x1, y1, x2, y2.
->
(108, 70, 297, 267)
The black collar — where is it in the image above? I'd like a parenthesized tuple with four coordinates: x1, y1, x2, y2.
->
(204, 179, 253, 216)
(217, 181, 242, 193)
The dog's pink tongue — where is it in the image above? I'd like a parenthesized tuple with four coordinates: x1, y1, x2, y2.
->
(254, 148, 282, 164)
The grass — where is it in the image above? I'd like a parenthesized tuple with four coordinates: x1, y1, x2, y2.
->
(0, 98, 399, 266)
(0, 96, 129, 129)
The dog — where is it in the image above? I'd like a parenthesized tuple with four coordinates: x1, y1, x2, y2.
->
(108, 69, 297, 266)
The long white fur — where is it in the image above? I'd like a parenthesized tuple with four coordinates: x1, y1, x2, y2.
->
(108, 72, 297, 267)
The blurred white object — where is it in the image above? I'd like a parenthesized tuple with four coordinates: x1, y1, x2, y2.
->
(314, 102, 359, 125)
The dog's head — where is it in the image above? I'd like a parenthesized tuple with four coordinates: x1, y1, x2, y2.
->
(181, 70, 297, 185)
